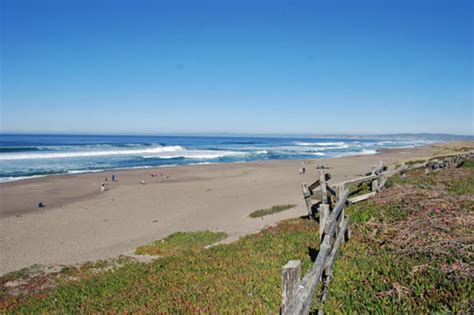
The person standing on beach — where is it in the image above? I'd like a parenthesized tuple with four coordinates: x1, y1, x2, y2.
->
(101, 183, 105, 192)
(112, 174, 116, 182)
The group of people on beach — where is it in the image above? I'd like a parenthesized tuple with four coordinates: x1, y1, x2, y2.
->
(100, 172, 171, 190)
(298, 167, 306, 175)
(100, 174, 117, 192)
(298, 163, 330, 175)
(151, 172, 169, 179)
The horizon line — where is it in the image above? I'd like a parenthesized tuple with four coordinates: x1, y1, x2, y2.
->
(1, 131, 473, 138)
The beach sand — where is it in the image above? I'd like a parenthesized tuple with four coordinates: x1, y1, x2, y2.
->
(1, 141, 472, 275)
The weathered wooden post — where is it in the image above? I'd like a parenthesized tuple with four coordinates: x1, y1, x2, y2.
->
(319, 171, 329, 242)
(301, 183, 313, 218)
(371, 178, 379, 192)
(319, 171, 329, 205)
(319, 204, 330, 243)
(282, 260, 301, 313)
(335, 184, 345, 240)
(370, 164, 376, 175)
(337, 185, 351, 242)
(399, 162, 407, 178)
(379, 167, 387, 191)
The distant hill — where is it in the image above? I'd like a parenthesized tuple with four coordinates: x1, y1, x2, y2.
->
(308, 133, 474, 141)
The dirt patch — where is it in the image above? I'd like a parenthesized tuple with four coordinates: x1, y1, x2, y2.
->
(0, 256, 135, 309)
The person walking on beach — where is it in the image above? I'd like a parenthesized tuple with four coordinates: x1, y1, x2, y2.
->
(101, 182, 105, 192)
(112, 174, 116, 182)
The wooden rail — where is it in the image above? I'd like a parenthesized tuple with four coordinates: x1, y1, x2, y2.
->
(282, 171, 350, 314)
(281, 151, 473, 314)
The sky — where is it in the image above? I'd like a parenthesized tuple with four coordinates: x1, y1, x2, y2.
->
(1, 0, 473, 135)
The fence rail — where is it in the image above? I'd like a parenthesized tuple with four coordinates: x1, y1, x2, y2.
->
(282, 151, 473, 314)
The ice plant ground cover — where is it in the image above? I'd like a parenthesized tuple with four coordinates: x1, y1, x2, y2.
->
(1, 160, 472, 313)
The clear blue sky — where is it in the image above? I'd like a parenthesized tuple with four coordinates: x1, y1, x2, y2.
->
(1, 0, 472, 135)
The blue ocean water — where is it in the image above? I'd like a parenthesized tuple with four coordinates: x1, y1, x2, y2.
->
(0, 134, 437, 182)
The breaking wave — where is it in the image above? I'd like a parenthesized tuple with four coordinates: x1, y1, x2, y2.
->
(0, 145, 185, 160)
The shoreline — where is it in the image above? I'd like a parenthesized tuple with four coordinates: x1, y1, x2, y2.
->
(1, 148, 385, 218)
(0, 149, 380, 185)
(0, 140, 439, 187)
(1, 141, 472, 275)
(0, 139, 448, 185)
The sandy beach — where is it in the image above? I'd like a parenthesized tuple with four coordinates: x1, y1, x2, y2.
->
(0, 141, 472, 275)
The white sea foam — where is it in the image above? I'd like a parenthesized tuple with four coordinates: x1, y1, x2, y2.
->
(336, 149, 378, 158)
(318, 144, 349, 150)
(0, 175, 48, 183)
(0, 145, 185, 160)
(142, 149, 249, 160)
(67, 169, 104, 174)
(295, 141, 346, 147)
(294, 142, 317, 146)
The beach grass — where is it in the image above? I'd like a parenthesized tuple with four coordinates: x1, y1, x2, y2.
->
(405, 159, 426, 166)
(249, 204, 296, 218)
(135, 231, 228, 256)
(348, 180, 372, 197)
(2, 161, 473, 313)
(462, 159, 474, 168)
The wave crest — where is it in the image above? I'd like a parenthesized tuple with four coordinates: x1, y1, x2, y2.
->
(0, 145, 185, 160)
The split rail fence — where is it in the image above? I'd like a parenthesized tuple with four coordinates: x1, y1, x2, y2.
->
(281, 151, 473, 315)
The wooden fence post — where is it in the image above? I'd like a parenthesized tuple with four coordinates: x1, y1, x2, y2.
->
(319, 171, 328, 205)
(370, 164, 376, 175)
(336, 185, 345, 241)
(319, 204, 330, 243)
(301, 183, 312, 218)
(282, 260, 301, 313)
(371, 178, 379, 192)
(319, 170, 330, 243)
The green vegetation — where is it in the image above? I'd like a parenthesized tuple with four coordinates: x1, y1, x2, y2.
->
(322, 238, 471, 313)
(348, 180, 372, 198)
(320, 161, 474, 313)
(405, 159, 426, 166)
(2, 220, 319, 313)
(135, 231, 228, 256)
(386, 169, 434, 189)
(457, 146, 474, 152)
(462, 159, 474, 168)
(2, 160, 472, 313)
(446, 172, 474, 195)
(249, 204, 296, 218)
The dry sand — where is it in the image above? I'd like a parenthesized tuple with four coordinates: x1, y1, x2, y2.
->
(1, 141, 472, 275)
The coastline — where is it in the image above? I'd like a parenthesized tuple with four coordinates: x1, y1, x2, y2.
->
(1, 141, 472, 275)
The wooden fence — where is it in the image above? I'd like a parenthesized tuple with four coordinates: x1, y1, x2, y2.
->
(281, 151, 473, 314)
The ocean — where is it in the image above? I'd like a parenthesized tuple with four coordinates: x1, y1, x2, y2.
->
(0, 134, 441, 182)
